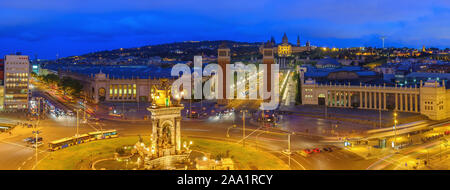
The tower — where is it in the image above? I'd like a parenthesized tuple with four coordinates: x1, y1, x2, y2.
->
(217, 42, 230, 105)
(282, 33, 288, 44)
(297, 35, 301, 47)
(270, 36, 276, 46)
(419, 80, 448, 120)
(147, 79, 184, 157)
(380, 36, 386, 48)
(263, 41, 275, 94)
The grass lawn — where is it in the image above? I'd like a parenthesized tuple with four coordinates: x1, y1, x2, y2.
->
(185, 137, 289, 170)
(36, 136, 149, 170)
(36, 136, 289, 170)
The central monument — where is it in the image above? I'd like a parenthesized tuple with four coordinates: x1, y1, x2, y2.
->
(147, 79, 185, 157)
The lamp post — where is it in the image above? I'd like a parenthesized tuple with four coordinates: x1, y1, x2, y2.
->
(393, 112, 398, 151)
(379, 103, 382, 128)
(226, 124, 236, 138)
(76, 109, 80, 137)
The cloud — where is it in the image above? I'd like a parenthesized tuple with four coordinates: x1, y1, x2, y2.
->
(0, 0, 449, 58)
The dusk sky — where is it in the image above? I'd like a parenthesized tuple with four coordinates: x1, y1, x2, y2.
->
(1, 0, 449, 59)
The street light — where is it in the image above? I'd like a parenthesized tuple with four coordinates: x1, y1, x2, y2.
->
(226, 124, 237, 138)
(393, 112, 398, 151)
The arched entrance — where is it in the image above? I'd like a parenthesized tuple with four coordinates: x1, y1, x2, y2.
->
(98, 87, 106, 101)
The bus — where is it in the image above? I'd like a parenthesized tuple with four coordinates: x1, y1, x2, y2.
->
(88, 130, 118, 141)
(48, 130, 118, 151)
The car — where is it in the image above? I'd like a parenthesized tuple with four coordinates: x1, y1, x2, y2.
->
(24, 137, 33, 142)
(187, 111, 199, 118)
(313, 148, 321, 153)
(303, 149, 313, 154)
(28, 137, 43, 144)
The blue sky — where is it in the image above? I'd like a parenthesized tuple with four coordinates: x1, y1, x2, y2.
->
(1, 0, 449, 59)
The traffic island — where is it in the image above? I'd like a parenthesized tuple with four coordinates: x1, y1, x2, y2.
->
(35, 136, 289, 170)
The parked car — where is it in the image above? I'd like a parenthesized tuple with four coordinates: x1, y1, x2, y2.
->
(23, 137, 34, 143)
(313, 148, 321, 153)
(303, 149, 313, 154)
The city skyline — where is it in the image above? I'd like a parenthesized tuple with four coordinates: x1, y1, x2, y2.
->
(1, 0, 450, 59)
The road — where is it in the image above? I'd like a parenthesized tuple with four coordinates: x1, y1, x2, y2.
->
(2, 79, 446, 170)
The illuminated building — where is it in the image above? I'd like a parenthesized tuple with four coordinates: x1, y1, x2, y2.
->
(300, 72, 449, 120)
(263, 41, 275, 93)
(48, 64, 173, 104)
(260, 33, 314, 58)
(277, 33, 293, 57)
(4, 55, 30, 110)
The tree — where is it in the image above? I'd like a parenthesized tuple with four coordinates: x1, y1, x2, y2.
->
(42, 74, 59, 84)
(59, 77, 83, 96)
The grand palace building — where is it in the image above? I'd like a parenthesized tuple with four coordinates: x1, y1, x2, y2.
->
(300, 69, 450, 120)
(43, 64, 174, 104)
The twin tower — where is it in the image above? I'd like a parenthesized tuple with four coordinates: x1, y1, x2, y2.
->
(217, 42, 275, 105)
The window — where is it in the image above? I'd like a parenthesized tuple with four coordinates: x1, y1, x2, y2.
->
(118, 85, 122, 98)
(133, 84, 137, 98)
(109, 85, 113, 98)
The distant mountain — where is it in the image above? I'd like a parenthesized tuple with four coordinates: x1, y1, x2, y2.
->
(53, 40, 263, 64)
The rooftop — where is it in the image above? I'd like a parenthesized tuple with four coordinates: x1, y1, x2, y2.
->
(43, 64, 174, 79)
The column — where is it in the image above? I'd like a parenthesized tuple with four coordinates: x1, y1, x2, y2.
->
(369, 92, 372, 109)
(414, 94, 418, 112)
(399, 93, 403, 111)
(348, 92, 351, 107)
(326, 91, 329, 106)
(409, 93, 413, 112)
(334, 91, 337, 107)
(383, 92, 387, 110)
(343, 91, 346, 107)
(359, 91, 363, 108)
(378, 92, 381, 110)
(364, 91, 368, 108)
(395, 93, 398, 111)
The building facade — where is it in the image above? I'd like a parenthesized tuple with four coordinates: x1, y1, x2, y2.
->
(3, 55, 30, 110)
(276, 33, 313, 57)
(58, 69, 173, 104)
